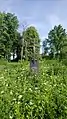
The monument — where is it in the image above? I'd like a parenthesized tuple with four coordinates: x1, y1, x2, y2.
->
(30, 38, 39, 73)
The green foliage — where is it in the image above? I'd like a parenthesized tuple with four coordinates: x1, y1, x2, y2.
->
(0, 60, 67, 118)
(43, 25, 67, 59)
(23, 26, 40, 60)
(0, 12, 19, 60)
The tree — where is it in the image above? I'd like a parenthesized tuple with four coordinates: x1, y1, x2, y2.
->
(47, 24, 67, 59)
(16, 32, 22, 60)
(23, 26, 40, 60)
(0, 12, 19, 60)
(5, 13, 19, 60)
(21, 21, 28, 61)
(0, 12, 10, 59)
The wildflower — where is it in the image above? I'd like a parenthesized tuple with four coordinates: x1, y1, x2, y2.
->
(18, 77, 20, 79)
(0, 76, 4, 79)
(10, 90, 13, 95)
(44, 82, 46, 85)
(6, 84, 8, 87)
(9, 115, 13, 119)
(18, 95, 22, 99)
(46, 74, 48, 76)
(29, 88, 31, 90)
(29, 101, 33, 105)
(1, 91, 4, 94)
(13, 98, 16, 101)
(22, 68, 25, 71)
(18, 101, 20, 104)
(35, 87, 38, 90)
(35, 74, 37, 76)
(43, 72, 45, 75)
(50, 75, 53, 79)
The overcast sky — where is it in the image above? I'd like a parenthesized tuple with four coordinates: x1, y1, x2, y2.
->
(0, 0, 67, 40)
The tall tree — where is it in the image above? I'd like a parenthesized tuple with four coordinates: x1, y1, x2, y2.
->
(0, 12, 19, 60)
(23, 26, 40, 60)
(16, 32, 22, 60)
(47, 25, 67, 59)
(0, 12, 10, 59)
(5, 13, 19, 60)
(21, 21, 28, 61)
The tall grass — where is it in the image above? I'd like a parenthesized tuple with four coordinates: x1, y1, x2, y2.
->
(0, 60, 67, 119)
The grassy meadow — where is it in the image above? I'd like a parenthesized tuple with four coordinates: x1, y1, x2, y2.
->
(0, 59, 67, 119)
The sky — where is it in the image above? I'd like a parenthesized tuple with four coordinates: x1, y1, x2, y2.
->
(0, 0, 67, 53)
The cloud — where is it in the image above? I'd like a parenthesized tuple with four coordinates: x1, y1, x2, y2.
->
(1, 0, 67, 40)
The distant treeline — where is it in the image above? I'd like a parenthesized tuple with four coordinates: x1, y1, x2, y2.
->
(0, 12, 67, 61)
(0, 12, 40, 61)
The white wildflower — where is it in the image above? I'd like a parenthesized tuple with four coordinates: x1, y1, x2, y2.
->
(61, 83, 63, 85)
(18, 77, 20, 79)
(18, 95, 22, 99)
(46, 74, 48, 76)
(21, 74, 23, 76)
(29, 88, 32, 91)
(9, 115, 13, 119)
(6, 84, 8, 87)
(0, 76, 4, 79)
(10, 90, 13, 95)
(35, 74, 37, 76)
(54, 84, 56, 87)
(50, 75, 53, 78)
(18, 101, 20, 104)
(1, 91, 4, 94)
(29, 101, 33, 105)
(43, 72, 45, 75)
(35, 87, 38, 90)
(44, 82, 46, 85)
(13, 98, 16, 101)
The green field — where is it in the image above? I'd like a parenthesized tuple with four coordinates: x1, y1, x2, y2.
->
(0, 60, 67, 119)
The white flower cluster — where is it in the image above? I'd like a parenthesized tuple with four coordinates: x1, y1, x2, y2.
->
(1, 91, 4, 94)
(18, 95, 22, 99)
